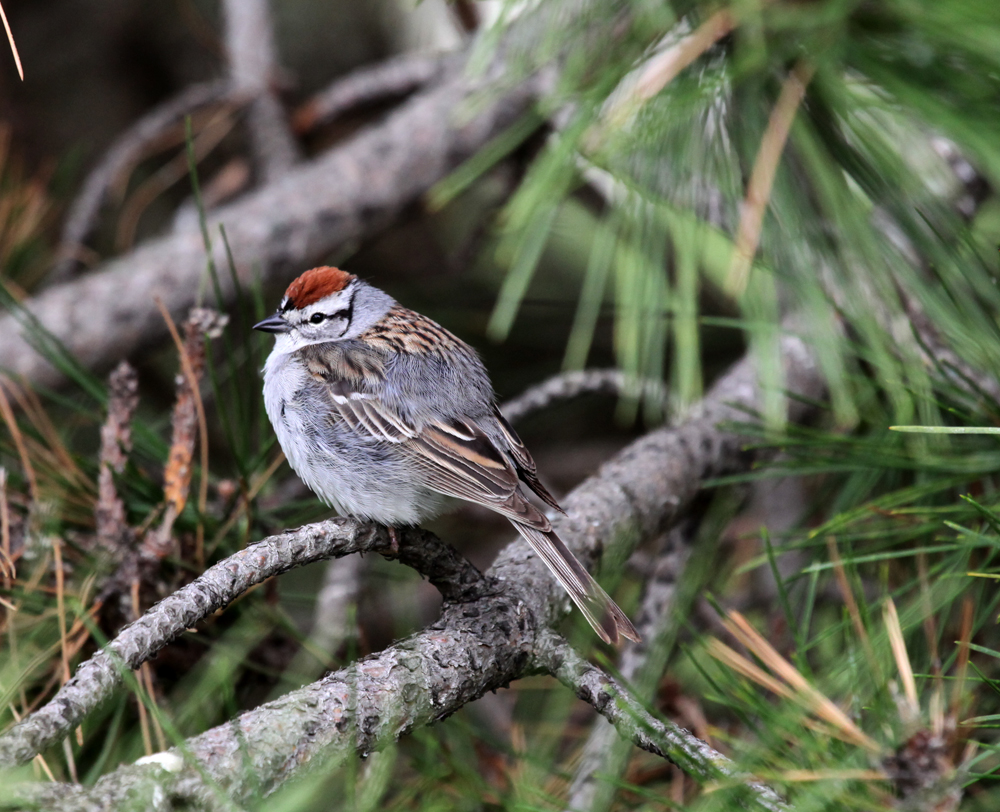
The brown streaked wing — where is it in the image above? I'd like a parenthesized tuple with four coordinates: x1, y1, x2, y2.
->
(406, 418, 527, 512)
(312, 374, 639, 643)
(493, 405, 564, 514)
(315, 374, 547, 526)
(325, 390, 413, 443)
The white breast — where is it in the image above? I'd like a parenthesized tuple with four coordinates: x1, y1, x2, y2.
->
(261, 347, 446, 524)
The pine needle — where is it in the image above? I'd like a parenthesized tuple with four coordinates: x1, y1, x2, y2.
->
(0, 377, 37, 503)
(827, 536, 881, 681)
(600, 9, 735, 135)
(0, 467, 12, 583)
(726, 59, 816, 296)
(723, 611, 882, 753)
(952, 597, 973, 721)
(0, 1, 22, 81)
(883, 598, 919, 724)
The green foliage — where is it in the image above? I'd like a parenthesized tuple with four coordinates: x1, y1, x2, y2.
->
(465, 0, 1000, 432)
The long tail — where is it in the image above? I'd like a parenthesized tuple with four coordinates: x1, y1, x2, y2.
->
(513, 522, 640, 644)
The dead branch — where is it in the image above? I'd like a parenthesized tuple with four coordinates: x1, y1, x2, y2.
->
(499, 368, 665, 424)
(2, 328, 824, 807)
(292, 52, 453, 133)
(144, 307, 228, 559)
(222, 0, 300, 181)
(50, 80, 237, 284)
(94, 361, 138, 557)
(1, 56, 539, 390)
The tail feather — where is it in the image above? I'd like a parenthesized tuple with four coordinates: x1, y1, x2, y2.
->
(514, 522, 640, 644)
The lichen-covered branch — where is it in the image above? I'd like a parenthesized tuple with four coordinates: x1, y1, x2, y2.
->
(536, 631, 790, 812)
(0, 521, 480, 768)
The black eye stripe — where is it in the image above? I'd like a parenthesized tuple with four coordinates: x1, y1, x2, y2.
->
(308, 308, 351, 325)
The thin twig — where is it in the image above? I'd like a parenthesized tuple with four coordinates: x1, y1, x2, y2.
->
(50, 80, 237, 283)
(222, 0, 300, 182)
(537, 631, 790, 812)
(292, 52, 452, 133)
(500, 369, 665, 424)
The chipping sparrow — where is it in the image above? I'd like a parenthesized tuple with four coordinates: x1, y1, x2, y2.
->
(254, 266, 639, 644)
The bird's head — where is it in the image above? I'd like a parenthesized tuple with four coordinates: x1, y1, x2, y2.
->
(253, 266, 393, 353)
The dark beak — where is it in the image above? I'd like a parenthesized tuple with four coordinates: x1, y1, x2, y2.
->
(253, 313, 291, 334)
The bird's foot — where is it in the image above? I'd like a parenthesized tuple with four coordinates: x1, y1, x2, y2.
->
(387, 525, 400, 556)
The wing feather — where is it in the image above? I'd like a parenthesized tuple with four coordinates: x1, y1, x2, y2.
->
(319, 375, 526, 515)
(309, 368, 639, 644)
(493, 406, 564, 514)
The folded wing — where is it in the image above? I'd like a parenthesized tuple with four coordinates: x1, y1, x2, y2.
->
(319, 375, 639, 643)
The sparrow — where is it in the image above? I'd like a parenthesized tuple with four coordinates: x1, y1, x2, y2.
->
(254, 266, 639, 644)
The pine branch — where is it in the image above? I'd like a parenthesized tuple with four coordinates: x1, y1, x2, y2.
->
(0, 521, 479, 767)
(536, 631, 790, 812)
(3, 328, 825, 807)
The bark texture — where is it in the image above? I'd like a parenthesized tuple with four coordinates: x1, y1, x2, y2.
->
(0, 523, 477, 768)
(538, 632, 790, 812)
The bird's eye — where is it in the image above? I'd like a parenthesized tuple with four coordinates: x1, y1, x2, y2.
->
(309, 313, 326, 324)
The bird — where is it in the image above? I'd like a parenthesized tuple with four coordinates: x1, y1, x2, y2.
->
(253, 266, 639, 644)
